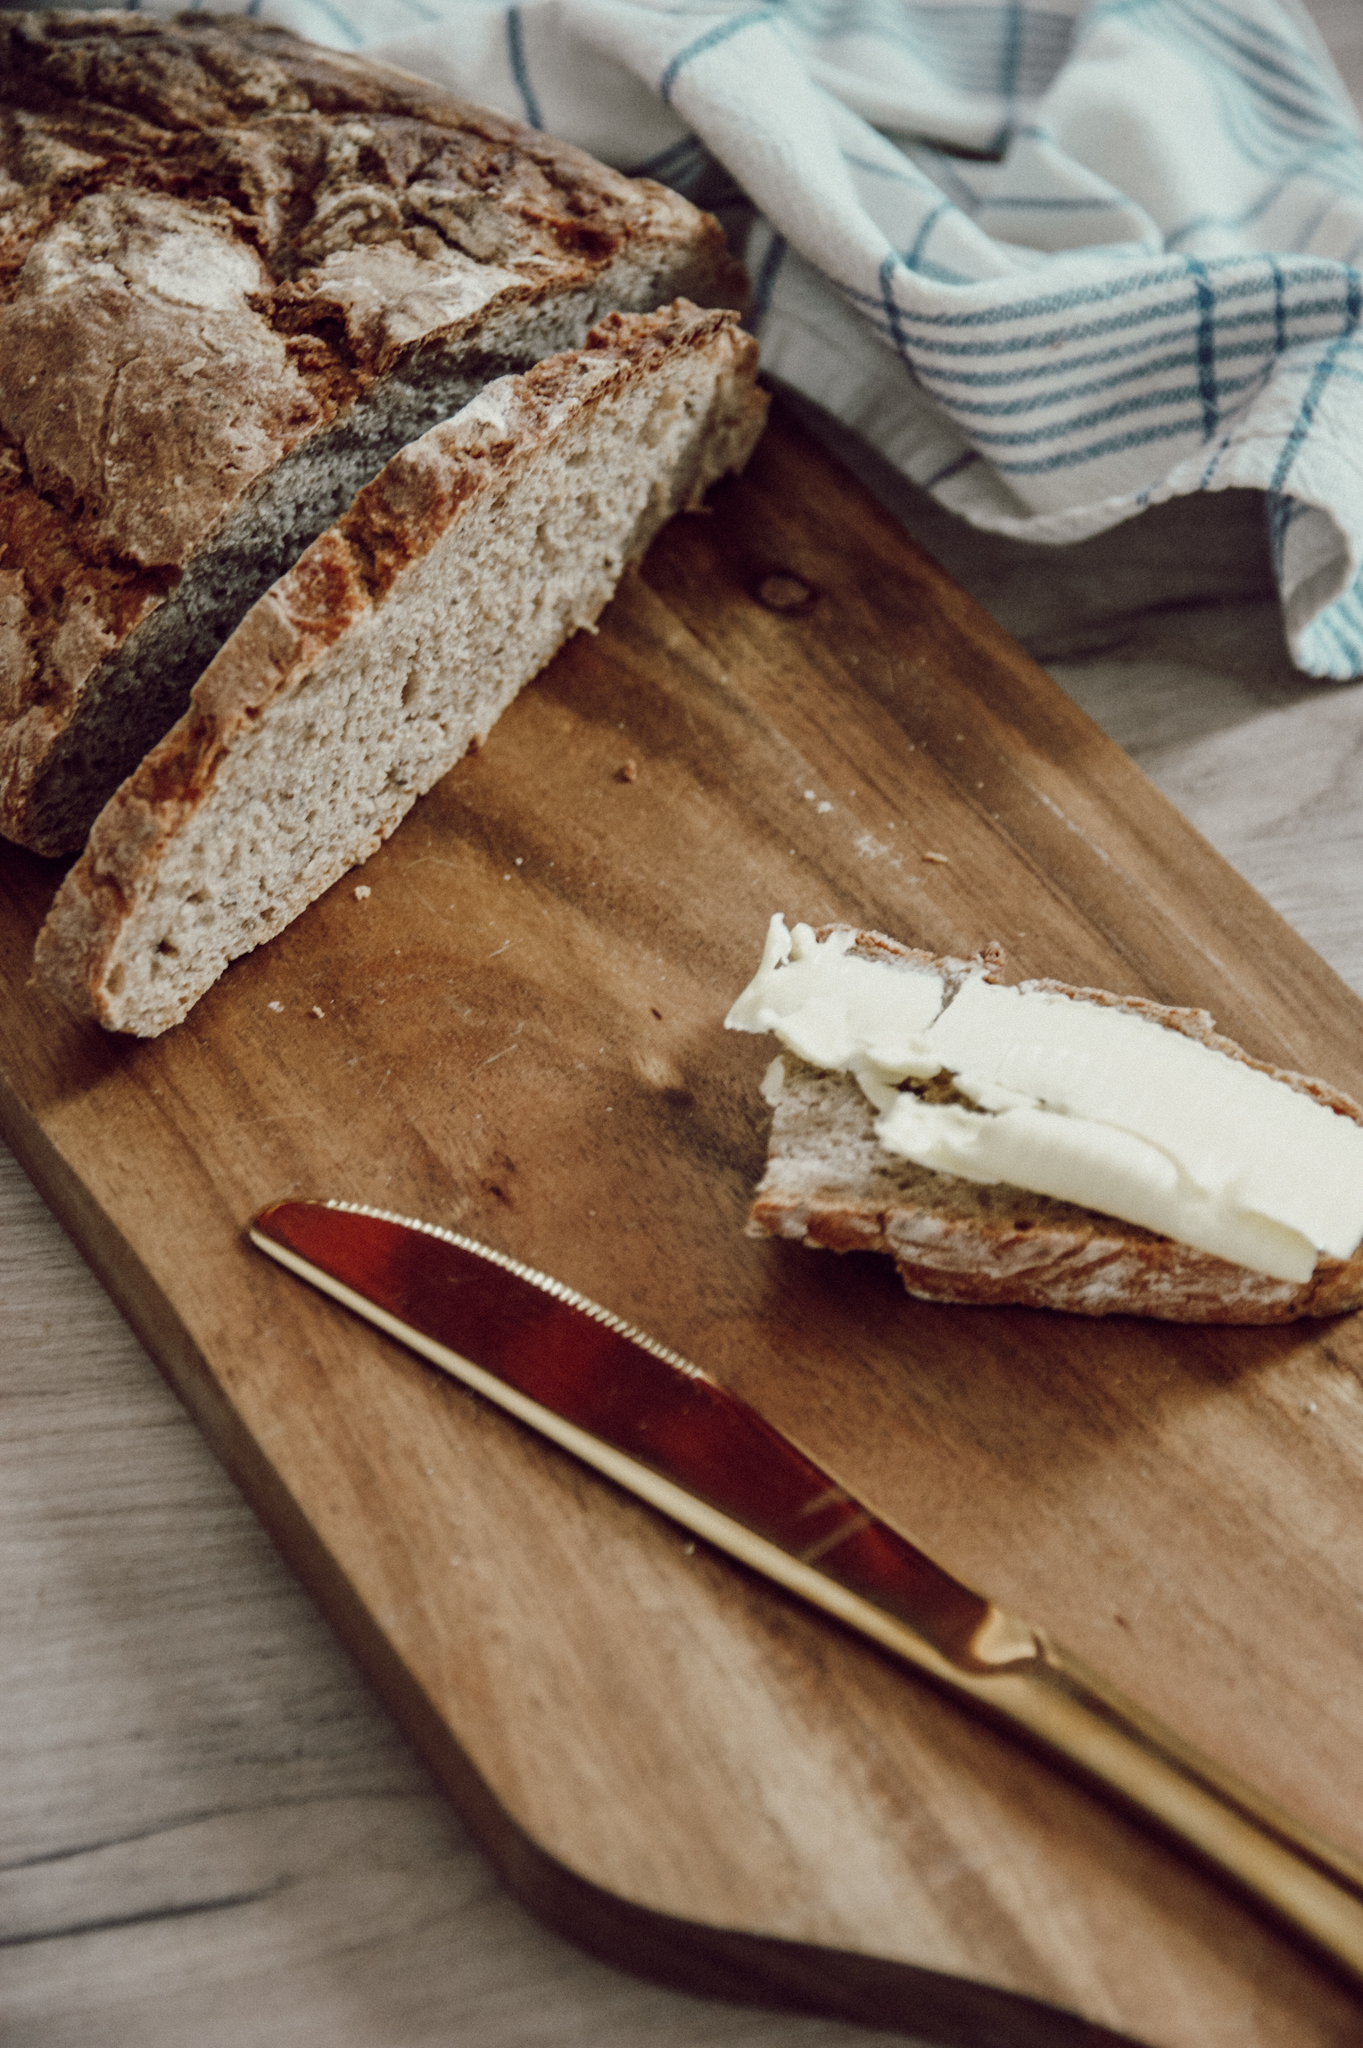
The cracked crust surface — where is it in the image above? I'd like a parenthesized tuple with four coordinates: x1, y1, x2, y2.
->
(35, 301, 768, 1035)
(0, 11, 746, 852)
(746, 930, 1363, 1323)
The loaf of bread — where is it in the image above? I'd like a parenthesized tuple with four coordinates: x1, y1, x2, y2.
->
(735, 927, 1363, 1322)
(0, 12, 746, 855)
(35, 302, 768, 1037)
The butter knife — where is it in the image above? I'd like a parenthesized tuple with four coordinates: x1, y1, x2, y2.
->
(251, 1197, 1363, 1984)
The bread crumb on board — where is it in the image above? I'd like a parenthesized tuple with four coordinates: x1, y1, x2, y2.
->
(353, 885, 371, 900)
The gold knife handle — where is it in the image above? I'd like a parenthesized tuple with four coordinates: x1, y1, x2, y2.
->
(490, 1435, 1363, 1983)
(1011, 1639, 1363, 1958)
(592, 1484, 1363, 1982)
(828, 1579, 1363, 1982)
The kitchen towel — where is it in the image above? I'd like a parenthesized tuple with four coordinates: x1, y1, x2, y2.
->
(150, 0, 1363, 677)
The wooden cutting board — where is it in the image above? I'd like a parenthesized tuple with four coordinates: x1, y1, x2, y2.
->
(5, 401, 1363, 2048)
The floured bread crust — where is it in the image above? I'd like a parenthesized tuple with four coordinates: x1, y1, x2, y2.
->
(746, 930, 1363, 1322)
(0, 12, 747, 853)
(35, 302, 768, 1036)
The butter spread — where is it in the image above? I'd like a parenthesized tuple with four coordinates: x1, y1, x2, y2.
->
(725, 916, 1363, 1284)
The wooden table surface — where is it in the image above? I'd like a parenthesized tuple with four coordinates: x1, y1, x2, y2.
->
(6, 7, 1363, 2043)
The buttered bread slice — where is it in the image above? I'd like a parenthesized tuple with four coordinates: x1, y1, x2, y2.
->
(36, 303, 767, 1037)
(727, 917, 1363, 1322)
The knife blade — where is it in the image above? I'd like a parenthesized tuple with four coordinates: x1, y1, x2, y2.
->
(251, 1196, 1363, 1984)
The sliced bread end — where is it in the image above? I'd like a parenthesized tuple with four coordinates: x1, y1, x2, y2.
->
(36, 303, 767, 1036)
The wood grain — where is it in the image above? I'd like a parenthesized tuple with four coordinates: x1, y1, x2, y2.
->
(5, 401, 1363, 2048)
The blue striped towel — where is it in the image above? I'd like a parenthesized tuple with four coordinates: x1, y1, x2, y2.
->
(153, 0, 1363, 677)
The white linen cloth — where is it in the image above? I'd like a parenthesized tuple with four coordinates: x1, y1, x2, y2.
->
(153, 0, 1363, 677)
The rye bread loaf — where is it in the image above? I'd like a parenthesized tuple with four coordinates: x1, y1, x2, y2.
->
(0, 11, 746, 856)
(745, 929, 1363, 1322)
(35, 301, 768, 1036)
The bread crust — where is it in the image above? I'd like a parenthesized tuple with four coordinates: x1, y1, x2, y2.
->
(35, 302, 768, 1034)
(745, 929, 1363, 1322)
(0, 12, 747, 852)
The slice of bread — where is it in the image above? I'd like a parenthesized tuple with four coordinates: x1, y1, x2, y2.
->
(743, 930, 1363, 1322)
(0, 13, 746, 855)
(34, 302, 767, 1037)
